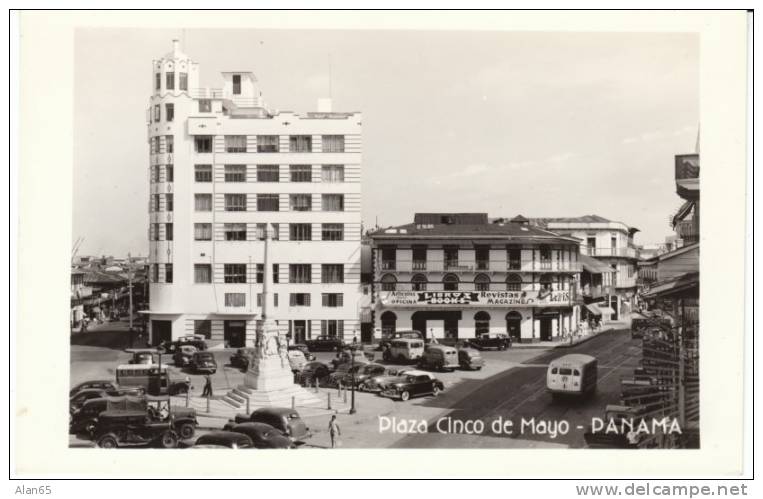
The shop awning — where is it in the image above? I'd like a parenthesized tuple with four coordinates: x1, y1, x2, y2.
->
(579, 254, 612, 274)
(672, 200, 695, 227)
(597, 306, 616, 315)
(642, 272, 699, 299)
(585, 303, 601, 315)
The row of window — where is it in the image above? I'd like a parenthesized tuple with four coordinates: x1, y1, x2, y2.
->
(155, 71, 188, 92)
(190, 135, 345, 154)
(380, 246, 575, 263)
(378, 273, 570, 291)
(188, 193, 345, 212)
(191, 164, 345, 183)
(185, 223, 344, 241)
(191, 319, 345, 338)
(190, 263, 345, 284)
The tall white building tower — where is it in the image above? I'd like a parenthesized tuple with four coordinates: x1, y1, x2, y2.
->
(145, 40, 362, 348)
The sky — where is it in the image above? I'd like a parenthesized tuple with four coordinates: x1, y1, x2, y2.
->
(73, 28, 698, 257)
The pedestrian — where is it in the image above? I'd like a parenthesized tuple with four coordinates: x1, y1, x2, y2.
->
(202, 374, 213, 398)
(328, 415, 341, 448)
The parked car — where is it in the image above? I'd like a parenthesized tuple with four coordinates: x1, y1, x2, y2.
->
(418, 344, 460, 372)
(70, 389, 109, 414)
(304, 335, 344, 352)
(287, 350, 308, 372)
(332, 363, 389, 388)
(288, 344, 315, 361)
(128, 350, 156, 365)
(223, 422, 295, 449)
(69, 380, 117, 398)
(229, 347, 256, 370)
(164, 336, 208, 354)
(69, 398, 108, 436)
(380, 372, 445, 401)
(384, 338, 426, 363)
(93, 410, 180, 448)
(466, 333, 512, 351)
(327, 363, 366, 387)
(378, 330, 424, 351)
(189, 351, 217, 374)
(330, 349, 370, 370)
(298, 361, 331, 386)
(458, 348, 485, 370)
(359, 367, 415, 392)
(232, 407, 310, 442)
(173, 345, 198, 368)
(193, 431, 253, 449)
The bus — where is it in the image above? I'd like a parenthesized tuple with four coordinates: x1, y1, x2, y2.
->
(115, 364, 183, 396)
(546, 354, 598, 399)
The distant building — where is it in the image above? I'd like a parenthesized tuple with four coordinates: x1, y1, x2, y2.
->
(368, 213, 583, 343)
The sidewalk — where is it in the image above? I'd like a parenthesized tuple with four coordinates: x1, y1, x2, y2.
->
(511, 318, 631, 349)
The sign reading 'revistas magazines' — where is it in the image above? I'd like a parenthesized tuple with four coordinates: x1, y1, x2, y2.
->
(379, 290, 572, 307)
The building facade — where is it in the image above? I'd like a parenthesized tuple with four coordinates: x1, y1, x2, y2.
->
(368, 214, 582, 343)
(145, 41, 362, 347)
(532, 215, 640, 320)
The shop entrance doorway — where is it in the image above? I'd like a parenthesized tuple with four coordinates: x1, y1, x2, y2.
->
(540, 317, 553, 341)
(506, 311, 522, 342)
(151, 320, 172, 346)
(224, 320, 246, 348)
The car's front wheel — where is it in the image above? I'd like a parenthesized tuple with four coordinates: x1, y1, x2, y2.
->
(97, 433, 119, 449)
(158, 431, 179, 449)
(432, 386, 440, 396)
(400, 391, 410, 402)
(177, 423, 195, 440)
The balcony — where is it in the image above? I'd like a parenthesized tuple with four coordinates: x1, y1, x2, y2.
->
(581, 284, 610, 298)
(675, 220, 699, 244)
(380, 260, 396, 271)
(475, 260, 490, 271)
(585, 247, 637, 258)
(675, 153, 700, 200)
(412, 260, 427, 271)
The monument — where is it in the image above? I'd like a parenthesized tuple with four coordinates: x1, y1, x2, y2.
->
(239, 226, 321, 406)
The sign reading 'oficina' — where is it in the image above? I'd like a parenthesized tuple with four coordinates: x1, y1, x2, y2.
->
(379, 290, 571, 307)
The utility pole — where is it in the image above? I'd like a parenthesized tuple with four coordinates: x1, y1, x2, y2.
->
(127, 252, 134, 333)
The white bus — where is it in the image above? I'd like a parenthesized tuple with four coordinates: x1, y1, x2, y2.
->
(546, 354, 597, 399)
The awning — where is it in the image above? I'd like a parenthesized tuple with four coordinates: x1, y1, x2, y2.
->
(579, 254, 612, 274)
(642, 272, 699, 299)
(672, 200, 695, 227)
(585, 303, 601, 315)
(597, 306, 616, 315)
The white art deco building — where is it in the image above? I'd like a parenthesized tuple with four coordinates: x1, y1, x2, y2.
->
(145, 40, 362, 347)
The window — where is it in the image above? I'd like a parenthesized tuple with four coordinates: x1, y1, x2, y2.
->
(474, 274, 490, 291)
(539, 275, 554, 291)
(289, 264, 312, 284)
(321, 264, 344, 283)
(475, 246, 489, 270)
(321, 223, 343, 241)
(506, 274, 523, 291)
(225, 165, 246, 182)
(198, 99, 211, 113)
(475, 311, 490, 336)
(154, 73, 161, 90)
(290, 224, 312, 241)
(444, 246, 459, 269)
(194, 320, 211, 339)
(321, 320, 343, 338)
(225, 194, 247, 212)
(381, 247, 396, 270)
(165, 223, 173, 241)
(165, 264, 173, 283)
(289, 135, 312, 152)
(194, 223, 212, 241)
(322, 194, 344, 211)
(256, 264, 280, 283)
(290, 194, 312, 211)
(256, 194, 279, 212)
(256, 165, 279, 182)
(443, 274, 459, 291)
(165, 104, 174, 122)
(290, 165, 312, 182)
(152, 264, 159, 283)
(150, 223, 160, 241)
(257, 135, 279, 153)
(225, 293, 246, 307)
(412, 246, 427, 270)
(224, 264, 247, 283)
(381, 311, 396, 336)
(290, 293, 311, 306)
(153, 137, 161, 154)
(165, 164, 174, 182)
(380, 274, 397, 291)
(195, 136, 213, 153)
(224, 223, 246, 241)
(321, 165, 344, 182)
(256, 223, 279, 240)
(322, 293, 344, 307)
(154, 105, 161, 122)
(151, 166, 160, 183)
(232, 74, 241, 95)
(194, 164, 212, 182)
(179, 72, 188, 91)
(411, 274, 428, 291)
(195, 194, 212, 211)
(152, 194, 161, 212)
(165, 193, 173, 212)
(507, 248, 521, 270)
(225, 135, 246, 153)
(322, 135, 344, 153)
(166, 72, 175, 90)
(194, 264, 212, 283)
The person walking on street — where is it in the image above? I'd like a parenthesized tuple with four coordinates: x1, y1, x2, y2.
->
(328, 415, 341, 448)
(201, 374, 213, 398)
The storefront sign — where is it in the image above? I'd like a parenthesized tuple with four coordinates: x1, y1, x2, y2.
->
(379, 290, 571, 307)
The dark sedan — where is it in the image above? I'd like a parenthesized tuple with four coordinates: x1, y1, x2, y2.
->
(224, 422, 295, 449)
(190, 352, 217, 374)
(230, 347, 257, 370)
(466, 334, 512, 351)
(69, 380, 117, 398)
(304, 336, 344, 352)
(193, 431, 253, 449)
(380, 373, 445, 401)
(298, 361, 331, 386)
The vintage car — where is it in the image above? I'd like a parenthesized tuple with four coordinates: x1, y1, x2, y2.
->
(173, 345, 198, 368)
(304, 335, 344, 352)
(93, 410, 179, 448)
(231, 407, 310, 443)
(358, 367, 415, 392)
(331, 363, 389, 388)
(384, 338, 426, 363)
(163, 336, 208, 354)
(189, 351, 217, 374)
(418, 344, 460, 371)
(378, 330, 424, 351)
(69, 398, 108, 436)
(69, 380, 117, 398)
(223, 422, 295, 449)
(330, 349, 371, 370)
(297, 362, 331, 386)
(193, 431, 254, 449)
(128, 350, 156, 365)
(288, 344, 316, 361)
(380, 372, 445, 401)
(70, 388, 144, 414)
(327, 363, 366, 387)
(287, 350, 308, 372)
(466, 333, 512, 351)
(458, 348, 485, 370)
(229, 347, 256, 370)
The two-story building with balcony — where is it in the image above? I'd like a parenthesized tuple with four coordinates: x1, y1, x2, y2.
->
(531, 215, 640, 321)
(143, 40, 362, 347)
(368, 213, 583, 343)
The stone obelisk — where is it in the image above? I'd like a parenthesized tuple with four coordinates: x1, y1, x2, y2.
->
(242, 226, 320, 404)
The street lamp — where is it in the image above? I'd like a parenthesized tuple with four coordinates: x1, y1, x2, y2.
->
(349, 330, 357, 415)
